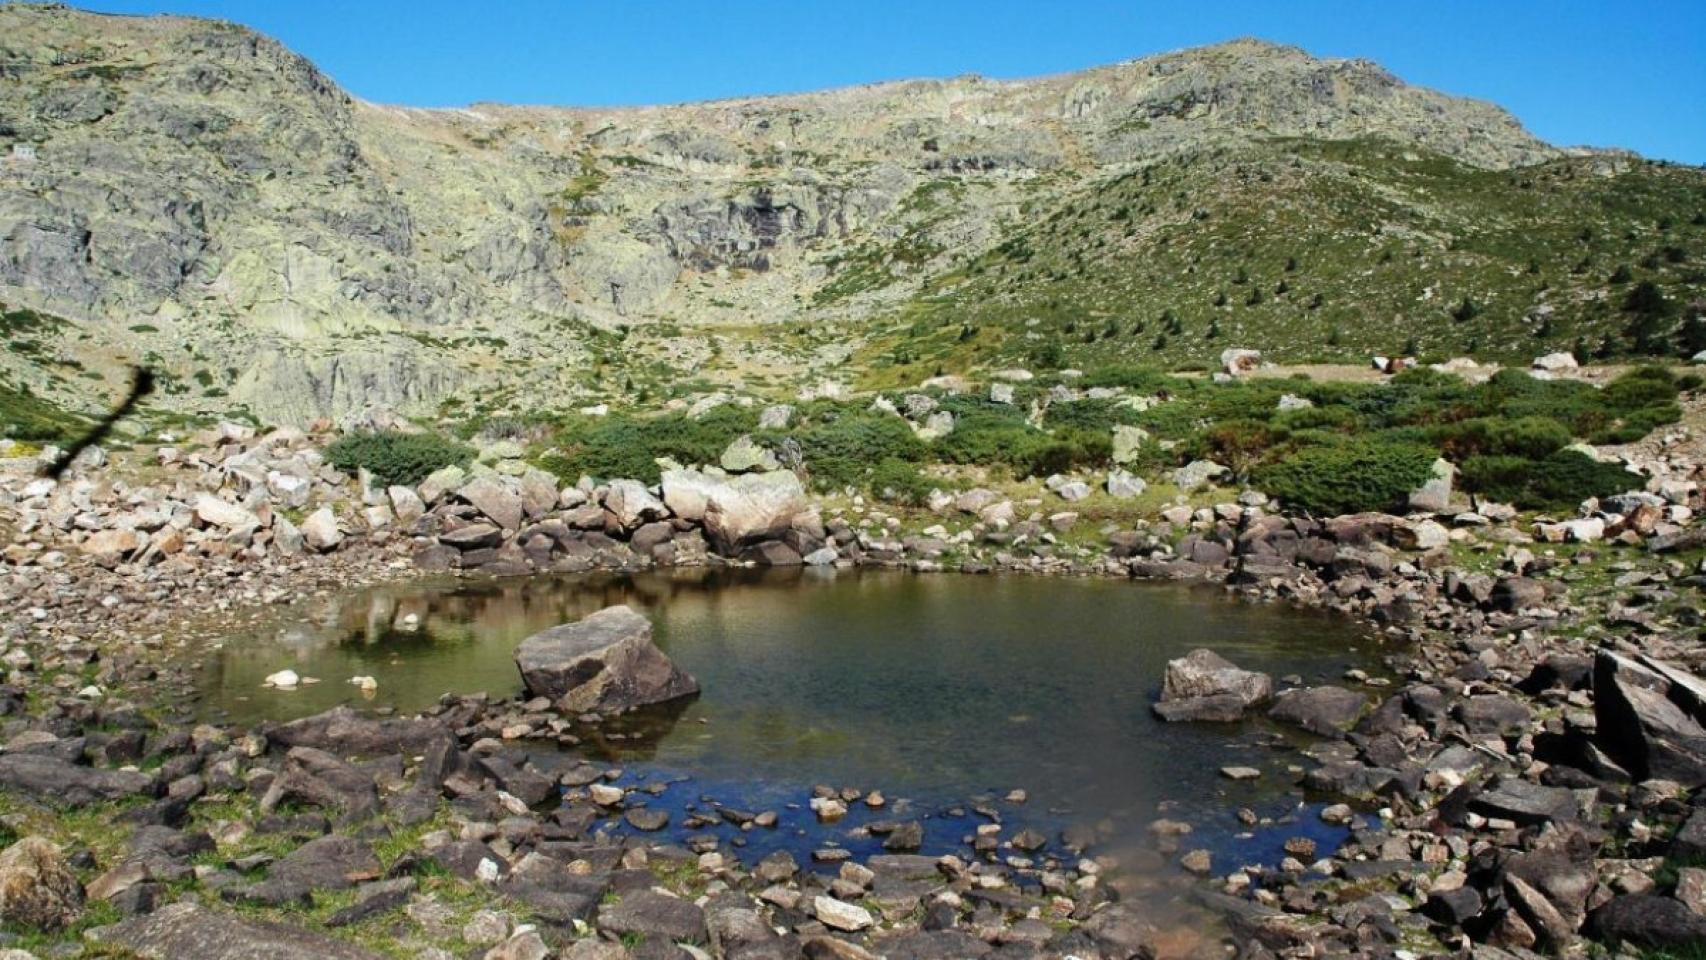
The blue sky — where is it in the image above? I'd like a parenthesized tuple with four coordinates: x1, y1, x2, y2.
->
(71, 0, 1706, 163)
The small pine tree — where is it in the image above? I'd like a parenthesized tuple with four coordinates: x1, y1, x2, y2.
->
(1609, 263, 1633, 284)
(1452, 297, 1481, 323)
(1623, 281, 1673, 355)
(1680, 307, 1706, 357)
(1152, 332, 1168, 351)
(1401, 336, 1418, 356)
(1245, 287, 1264, 306)
(1284, 256, 1298, 272)
(1206, 319, 1221, 339)
(1233, 265, 1249, 285)
(1625, 280, 1671, 318)
(1327, 328, 1342, 347)
(1212, 290, 1228, 307)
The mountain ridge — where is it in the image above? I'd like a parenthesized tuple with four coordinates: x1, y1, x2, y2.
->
(0, 3, 1700, 428)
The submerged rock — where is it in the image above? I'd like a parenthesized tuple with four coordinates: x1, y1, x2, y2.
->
(514, 605, 699, 713)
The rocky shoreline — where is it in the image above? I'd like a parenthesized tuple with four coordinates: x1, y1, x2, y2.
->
(3, 421, 1706, 958)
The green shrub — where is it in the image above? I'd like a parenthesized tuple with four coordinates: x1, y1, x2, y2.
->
(1602, 365, 1678, 411)
(543, 408, 755, 482)
(793, 410, 927, 491)
(1043, 398, 1147, 432)
(1253, 437, 1437, 516)
(934, 408, 1109, 477)
(1431, 416, 1572, 460)
(1187, 419, 1286, 478)
(1011, 429, 1111, 477)
(867, 458, 933, 505)
(327, 430, 473, 487)
(937, 420, 1037, 467)
(1459, 450, 1637, 510)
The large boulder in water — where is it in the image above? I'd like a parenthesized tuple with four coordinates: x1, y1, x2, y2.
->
(1594, 650, 1706, 786)
(661, 468, 808, 555)
(515, 605, 698, 713)
(1153, 649, 1273, 723)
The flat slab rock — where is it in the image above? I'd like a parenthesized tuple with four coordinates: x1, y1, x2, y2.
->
(515, 604, 699, 714)
(0, 753, 155, 805)
(267, 705, 450, 757)
(1267, 686, 1368, 736)
(597, 889, 708, 942)
(86, 902, 384, 959)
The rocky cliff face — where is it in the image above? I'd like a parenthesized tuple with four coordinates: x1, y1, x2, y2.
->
(0, 7, 1574, 423)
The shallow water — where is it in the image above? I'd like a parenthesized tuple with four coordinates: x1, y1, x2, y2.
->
(197, 569, 1384, 865)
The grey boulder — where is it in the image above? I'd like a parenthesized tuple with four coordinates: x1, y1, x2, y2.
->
(1267, 686, 1369, 736)
(0, 754, 155, 805)
(515, 605, 698, 713)
(663, 468, 809, 555)
(1153, 648, 1273, 723)
(1593, 650, 1706, 786)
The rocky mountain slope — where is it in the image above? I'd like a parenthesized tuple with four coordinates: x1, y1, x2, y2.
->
(0, 3, 1701, 426)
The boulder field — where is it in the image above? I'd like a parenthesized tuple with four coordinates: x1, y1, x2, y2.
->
(4, 421, 1706, 957)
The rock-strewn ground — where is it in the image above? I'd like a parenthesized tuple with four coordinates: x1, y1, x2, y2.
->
(2, 409, 1706, 959)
